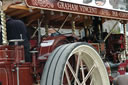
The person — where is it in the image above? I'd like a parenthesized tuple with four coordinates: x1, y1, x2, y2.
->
(113, 64, 128, 85)
(6, 17, 31, 62)
(48, 26, 60, 37)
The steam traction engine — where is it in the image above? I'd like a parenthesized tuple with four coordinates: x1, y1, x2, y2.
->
(0, 0, 128, 85)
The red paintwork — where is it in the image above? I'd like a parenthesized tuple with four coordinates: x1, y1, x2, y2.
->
(118, 62, 126, 75)
(0, 35, 70, 85)
(38, 35, 68, 60)
(29, 39, 38, 49)
(0, 45, 34, 85)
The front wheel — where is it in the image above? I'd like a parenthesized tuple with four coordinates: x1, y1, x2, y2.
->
(41, 42, 110, 85)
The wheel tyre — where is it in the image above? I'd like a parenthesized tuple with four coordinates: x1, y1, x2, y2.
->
(41, 42, 110, 85)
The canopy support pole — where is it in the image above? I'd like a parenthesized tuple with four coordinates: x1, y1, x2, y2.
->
(0, 1, 8, 45)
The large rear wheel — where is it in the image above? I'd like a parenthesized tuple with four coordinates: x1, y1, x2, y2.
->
(41, 42, 110, 85)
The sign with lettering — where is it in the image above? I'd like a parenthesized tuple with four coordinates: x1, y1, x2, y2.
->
(25, 0, 128, 20)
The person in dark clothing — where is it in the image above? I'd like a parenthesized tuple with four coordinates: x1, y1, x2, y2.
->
(6, 18, 31, 62)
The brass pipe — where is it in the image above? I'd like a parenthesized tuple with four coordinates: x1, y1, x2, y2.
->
(0, 1, 8, 45)
(45, 24, 48, 36)
(72, 20, 75, 34)
(98, 24, 102, 40)
(123, 23, 128, 60)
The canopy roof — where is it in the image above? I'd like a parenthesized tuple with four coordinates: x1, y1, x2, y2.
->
(4, 1, 91, 28)
(3, 0, 128, 28)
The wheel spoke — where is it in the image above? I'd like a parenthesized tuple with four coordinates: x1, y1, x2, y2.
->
(80, 61, 86, 85)
(81, 64, 96, 85)
(74, 52, 81, 85)
(90, 78, 93, 85)
(64, 66, 71, 85)
(67, 61, 81, 85)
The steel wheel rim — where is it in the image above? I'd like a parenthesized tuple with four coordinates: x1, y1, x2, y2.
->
(62, 45, 107, 85)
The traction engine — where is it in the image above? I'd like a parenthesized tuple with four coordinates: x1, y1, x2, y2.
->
(0, 0, 128, 85)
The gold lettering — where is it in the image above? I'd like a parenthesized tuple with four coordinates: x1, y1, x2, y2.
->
(119, 12, 128, 18)
(57, 2, 65, 9)
(99, 9, 111, 16)
(57, 2, 78, 11)
(112, 11, 118, 17)
(79, 6, 97, 14)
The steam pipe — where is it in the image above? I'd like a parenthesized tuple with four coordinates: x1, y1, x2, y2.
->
(16, 67, 20, 85)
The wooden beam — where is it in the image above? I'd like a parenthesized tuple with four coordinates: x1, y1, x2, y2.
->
(8, 10, 27, 16)
(9, 5, 29, 10)
(27, 13, 41, 22)
(17, 9, 40, 18)
(5, 8, 17, 14)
